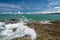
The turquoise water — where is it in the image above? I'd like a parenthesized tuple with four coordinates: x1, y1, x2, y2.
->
(0, 14, 60, 21)
(0, 14, 60, 39)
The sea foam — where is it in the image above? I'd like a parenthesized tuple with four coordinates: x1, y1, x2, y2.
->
(0, 21, 37, 40)
(40, 21, 52, 24)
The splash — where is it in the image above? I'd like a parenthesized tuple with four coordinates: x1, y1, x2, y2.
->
(40, 21, 52, 24)
(0, 21, 37, 40)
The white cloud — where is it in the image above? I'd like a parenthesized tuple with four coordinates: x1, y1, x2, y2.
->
(30, 6, 60, 14)
(49, 1, 59, 6)
(1, 11, 24, 14)
(33, 10, 60, 14)
(54, 7, 60, 9)
(38, 0, 60, 14)
(48, 0, 60, 8)
(0, 3, 21, 9)
(48, 0, 60, 5)
(0, 3, 24, 12)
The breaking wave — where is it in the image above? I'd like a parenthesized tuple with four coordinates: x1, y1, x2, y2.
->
(40, 20, 52, 24)
(0, 17, 53, 40)
(0, 20, 37, 40)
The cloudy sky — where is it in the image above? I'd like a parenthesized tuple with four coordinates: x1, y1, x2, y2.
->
(0, 0, 60, 14)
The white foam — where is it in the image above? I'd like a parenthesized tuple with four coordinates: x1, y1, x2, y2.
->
(0, 22, 5, 30)
(1, 21, 37, 40)
(40, 21, 52, 24)
(0, 22, 5, 25)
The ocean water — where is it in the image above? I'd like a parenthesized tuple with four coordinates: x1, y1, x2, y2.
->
(0, 14, 60, 21)
(0, 21, 37, 40)
(0, 14, 60, 40)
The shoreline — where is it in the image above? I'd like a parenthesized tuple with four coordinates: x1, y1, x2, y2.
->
(10, 20, 60, 40)
(0, 20, 60, 40)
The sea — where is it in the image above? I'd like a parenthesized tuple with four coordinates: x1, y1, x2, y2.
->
(0, 14, 60, 40)
(0, 14, 60, 21)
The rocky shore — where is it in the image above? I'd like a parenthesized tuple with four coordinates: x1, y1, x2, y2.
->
(11, 20, 60, 40)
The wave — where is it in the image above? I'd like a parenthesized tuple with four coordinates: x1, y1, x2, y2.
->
(39, 20, 52, 24)
(0, 20, 37, 40)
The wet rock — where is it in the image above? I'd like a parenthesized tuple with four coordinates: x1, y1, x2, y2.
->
(12, 21, 60, 40)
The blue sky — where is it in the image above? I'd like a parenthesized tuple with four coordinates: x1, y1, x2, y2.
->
(0, 0, 60, 14)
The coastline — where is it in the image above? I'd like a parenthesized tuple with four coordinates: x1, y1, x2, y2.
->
(10, 20, 60, 40)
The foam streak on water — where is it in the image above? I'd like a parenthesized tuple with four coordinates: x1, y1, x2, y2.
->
(0, 21, 37, 40)
(40, 21, 52, 24)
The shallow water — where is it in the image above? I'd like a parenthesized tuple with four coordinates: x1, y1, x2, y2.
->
(0, 14, 60, 21)
(0, 14, 60, 40)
